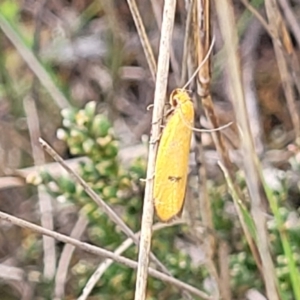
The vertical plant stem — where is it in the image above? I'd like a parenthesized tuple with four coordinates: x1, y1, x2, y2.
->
(24, 96, 56, 280)
(264, 0, 300, 140)
(134, 1, 177, 299)
(214, 0, 279, 299)
(126, 0, 157, 80)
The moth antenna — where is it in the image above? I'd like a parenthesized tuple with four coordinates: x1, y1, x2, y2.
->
(182, 35, 216, 91)
(178, 106, 233, 133)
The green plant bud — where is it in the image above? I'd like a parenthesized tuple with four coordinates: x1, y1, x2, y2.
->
(129, 158, 147, 177)
(82, 203, 96, 215)
(237, 252, 246, 262)
(84, 101, 97, 119)
(40, 171, 53, 183)
(91, 115, 111, 137)
(93, 180, 105, 191)
(58, 175, 76, 193)
(70, 145, 84, 155)
(62, 118, 73, 128)
(61, 107, 77, 121)
(26, 172, 42, 185)
(102, 186, 117, 199)
(91, 208, 102, 220)
(96, 135, 113, 147)
(109, 197, 118, 204)
(56, 128, 69, 141)
(75, 184, 87, 200)
(276, 255, 287, 265)
(104, 141, 118, 158)
(75, 109, 89, 127)
(280, 283, 289, 292)
(111, 273, 125, 287)
(82, 138, 95, 154)
(119, 177, 131, 188)
(277, 266, 289, 278)
(95, 160, 118, 177)
(80, 161, 95, 173)
(47, 181, 60, 194)
(95, 160, 111, 174)
(70, 128, 86, 143)
(89, 148, 103, 161)
(293, 252, 300, 262)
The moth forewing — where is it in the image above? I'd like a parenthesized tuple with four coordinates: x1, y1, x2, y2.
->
(153, 89, 194, 222)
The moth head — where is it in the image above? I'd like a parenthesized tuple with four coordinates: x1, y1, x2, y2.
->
(169, 89, 192, 107)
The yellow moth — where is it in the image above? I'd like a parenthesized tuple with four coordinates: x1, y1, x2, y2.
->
(153, 37, 220, 222)
(153, 88, 194, 222)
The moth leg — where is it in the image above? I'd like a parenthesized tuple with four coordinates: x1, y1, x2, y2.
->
(164, 107, 174, 118)
(147, 104, 154, 110)
(139, 172, 155, 182)
(150, 131, 163, 144)
(152, 117, 162, 125)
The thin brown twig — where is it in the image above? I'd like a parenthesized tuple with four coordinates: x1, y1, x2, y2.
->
(134, 0, 177, 299)
(180, 0, 194, 87)
(190, 1, 221, 298)
(218, 241, 231, 300)
(54, 214, 88, 300)
(0, 211, 212, 300)
(126, 0, 157, 80)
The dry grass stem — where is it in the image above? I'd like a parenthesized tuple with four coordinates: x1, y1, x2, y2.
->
(218, 161, 262, 273)
(126, 0, 157, 80)
(134, 0, 177, 298)
(24, 96, 56, 280)
(189, 1, 221, 297)
(150, 0, 180, 84)
(215, 0, 279, 298)
(278, 0, 300, 49)
(54, 214, 88, 300)
(0, 211, 212, 300)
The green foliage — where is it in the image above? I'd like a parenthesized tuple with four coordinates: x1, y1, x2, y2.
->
(0, 1, 19, 22)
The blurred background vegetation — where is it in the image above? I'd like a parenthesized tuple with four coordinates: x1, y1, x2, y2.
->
(0, 0, 300, 299)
